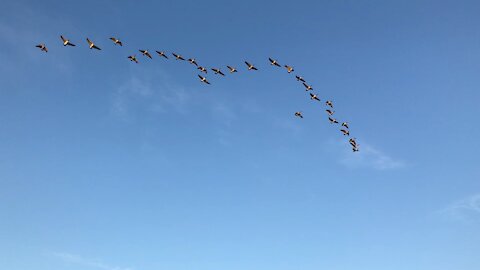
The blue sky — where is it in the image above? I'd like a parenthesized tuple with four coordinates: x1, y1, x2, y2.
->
(1, 0, 480, 269)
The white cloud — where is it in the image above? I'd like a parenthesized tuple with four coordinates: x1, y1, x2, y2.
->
(438, 193, 480, 222)
(52, 252, 134, 270)
(339, 141, 405, 170)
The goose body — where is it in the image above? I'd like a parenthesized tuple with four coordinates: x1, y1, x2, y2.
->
(139, 50, 152, 59)
(294, 112, 303, 118)
(284, 65, 294, 73)
(245, 61, 258, 70)
(325, 100, 333, 108)
(342, 122, 349, 129)
(340, 129, 350, 136)
(269, 58, 281, 67)
(60, 35, 75, 46)
(188, 58, 198, 66)
(35, 44, 48, 52)
(172, 53, 185, 60)
(211, 68, 225, 76)
(303, 82, 313, 91)
(86, 38, 101, 50)
(198, 66, 208, 73)
(328, 117, 338, 124)
(109, 37, 123, 46)
(128, 55, 139, 63)
(198, 75, 210, 84)
(326, 109, 334, 116)
(309, 93, 320, 101)
(295, 75, 305, 82)
(227, 66, 237, 73)
(156, 51, 169, 59)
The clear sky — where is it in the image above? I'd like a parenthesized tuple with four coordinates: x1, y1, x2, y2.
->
(1, 0, 480, 269)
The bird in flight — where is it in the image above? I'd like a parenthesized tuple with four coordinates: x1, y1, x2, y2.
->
(188, 58, 198, 66)
(325, 100, 333, 108)
(211, 68, 225, 76)
(326, 109, 334, 116)
(340, 129, 350, 136)
(269, 58, 281, 67)
(352, 146, 360, 152)
(284, 65, 294, 73)
(60, 35, 75, 46)
(328, 117, 339, 124)
(109, 37, 122, 46)
(227, 66, 238, 73)
(349, 138, 358, 147)
(198, 75, 210, 84)
(245, 61, 258, 70)
(197, 66, 207, 73)
(35, 43, 48, 52)
(156, 51, 169, 59)
(295, 75, 305, 82)
(303, 82, 313, 91)
(128, 55, 139, 63)
(342, 122, 349, 129)
(172, 53, 185, 61)
(86, 38, 101, 50)
(139, 50, 152, 59)
(294, 111, 303, 118)
(310, 93, 320, 101)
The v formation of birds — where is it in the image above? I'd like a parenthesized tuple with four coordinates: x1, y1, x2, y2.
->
(36, 36, 360, 152)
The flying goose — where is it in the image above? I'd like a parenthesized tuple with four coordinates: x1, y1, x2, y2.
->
(128, 55, 139, 63)
(309, 93, 320, 101)
(326, 109, 334, 116)
(325, 100, 333, 108)
(197, 66, 207, 73)
(35, 44, 48, 52)
(139, 50, 152, 59)
(303, 82, 313, 91)
(188, 58, 198, 66)
(341, 122, 349, 129)
(211, 68, 225, 76)
(172, 53, 185, 60)
(349, 138, 357, 147)
(328, 117, 338, 124)
(109, 37, 122, 46)
(86, 38, 101, 50)
(340, 129, 350, 136)
(156, 51, 169, 59)
(60, 35, 75, 46)
(294, 111, 303, 118)
(295, 75, 305, 82)
(268, 58, 281, 67)
(284, 65, 294, 73)
(198, 75, 210, 84)
(245, 61, 258, 70)
(227, 66, 238, 73)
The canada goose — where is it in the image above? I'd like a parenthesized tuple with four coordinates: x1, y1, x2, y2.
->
(245, 61, 258, 70)
(325, 100, 333, 108)
(60, 35, 75, 46)
(156, 51, 169, 59)
(284, 65, 294, 73)
(325, 109, 334, 116)
(349, 138, 357, 147)
(227, 66, 238, 73)
(268, 58, 281, 67)
(341, 122, 349, 129)
(328, 117, 338, 124)
(295, 75, 305, 82)
(198, 75, 210, 84)
(211, 68, 225, 76)
(303, 82, 313, 91)
(172, 53, 185, 60)
(35, 44, 48, 52)
(340, 129, 350, 136)
(294, 111, 303, 118)
(128, 55, 138, 63)
(352, 146, 359, 152)
(109, 37, 123, 46)
(197, 66, 207, 73)
(309, 93, 320, 101)
(86, 38, 101, 50)
(188, 58, 198, 66)
(139, 50, 152, 59)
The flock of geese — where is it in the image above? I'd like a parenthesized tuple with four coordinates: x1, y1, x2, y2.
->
(36, 35, 360, 152)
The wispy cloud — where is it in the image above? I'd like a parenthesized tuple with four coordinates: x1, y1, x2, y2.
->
(437, 193, 480, 222)
(339, 141, 405, 170)
(111, 69, 191, 120)
(52, 252, 134, 270)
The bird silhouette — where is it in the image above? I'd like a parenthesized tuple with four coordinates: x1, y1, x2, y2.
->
(60, 35, 75, 46)
(156, 51, 169, 59)
(109, 37, 123, 46)
(139, 50, 152, 59)
(269, 58, 281, 67)
(294, 111, 303, 118)
(309, 93, 320, 101)
(340, 129, 350, 136)
(303, 82, 313, 91)
(172, 53, 185, 60)
(211, 68, 225, 76)
(198, 75, 210, 84)
(326, 109, 334, 116)
(284, 65, 294, 73)
(86, 38, 101, 50)
(328, 117, 338, 124)
(342, 122, 349, 129)
(188, 58, 198, 66)
(227, 66, 238, 73)
(296, 75, 305, 82)
(325, 100, 333, 108)
(35, 44, 48, 52)
(245, 61, 258, 70)
(197, 66, 208, 73)
(128, 55, 139, 63)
